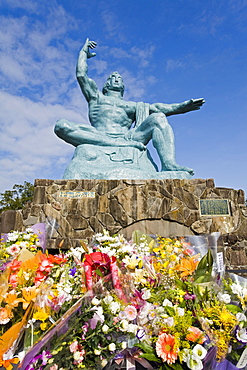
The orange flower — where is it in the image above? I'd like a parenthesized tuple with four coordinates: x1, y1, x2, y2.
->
(5, 291, 24, 308)
(0, 357, 19, 370)
(21, 286, 39, 309)
(175, 257, 198, 278)
(186, 326, 205, 344)
(156, 333, 179, 364)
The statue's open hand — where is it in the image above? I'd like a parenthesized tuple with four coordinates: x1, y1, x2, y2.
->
(83, 38, 97, 58)
(185, 98, 205, 111)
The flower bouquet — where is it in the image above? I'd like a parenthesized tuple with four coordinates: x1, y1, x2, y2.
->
(1, 229, 247, 370)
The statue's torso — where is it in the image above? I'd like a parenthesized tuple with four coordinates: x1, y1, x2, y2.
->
(88, 93, 136, 134)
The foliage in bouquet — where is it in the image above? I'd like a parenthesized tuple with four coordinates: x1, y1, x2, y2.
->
(24, 291, 147, 370)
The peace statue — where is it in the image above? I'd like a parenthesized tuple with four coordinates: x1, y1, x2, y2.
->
(55, 38, 205, 180)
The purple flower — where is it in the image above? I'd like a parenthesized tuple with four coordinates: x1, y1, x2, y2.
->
(184, 292, 196, 300)
(69, 267, 77, 276)
(81, 322, 89, 340)
(25, 351, 52, 370)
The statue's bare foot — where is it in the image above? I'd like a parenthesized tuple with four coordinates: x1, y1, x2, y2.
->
(161, 164, 194, 175)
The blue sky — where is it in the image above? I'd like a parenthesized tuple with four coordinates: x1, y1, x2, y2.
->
(0, 0, 247, 197)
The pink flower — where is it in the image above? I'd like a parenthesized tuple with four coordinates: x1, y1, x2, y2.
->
(69, 340, 79, 353)
(6, 244, 20, 256)
(50, 365, 58, 370)
(124, 305, 137, 321)
(9, 273, 18, 288)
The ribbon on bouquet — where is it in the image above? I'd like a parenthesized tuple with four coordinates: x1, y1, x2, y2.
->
(114, 348, 154, 370)
(84, 252, 126, 301)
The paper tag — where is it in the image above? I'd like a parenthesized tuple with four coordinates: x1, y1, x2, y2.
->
(236, 347, 247, 368)
(216, 252, 224, 272)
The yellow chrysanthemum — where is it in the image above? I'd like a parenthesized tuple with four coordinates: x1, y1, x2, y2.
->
(33, 309, 49, 322)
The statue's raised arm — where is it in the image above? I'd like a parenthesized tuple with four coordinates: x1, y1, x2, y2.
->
(76, 38, 98, 102)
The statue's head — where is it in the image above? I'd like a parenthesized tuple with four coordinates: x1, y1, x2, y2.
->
(102, 71, 125, 96)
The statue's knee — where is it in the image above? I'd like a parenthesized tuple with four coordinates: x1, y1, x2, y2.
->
(150, 112, 168, 128)
(55, 119, 71, 132)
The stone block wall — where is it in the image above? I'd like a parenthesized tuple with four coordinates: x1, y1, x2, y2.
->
(1, 178, 247, 271)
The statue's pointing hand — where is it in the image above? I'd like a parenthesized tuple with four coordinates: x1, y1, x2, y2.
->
(83, 38, 97, 59)
(186, 98, 205, 111)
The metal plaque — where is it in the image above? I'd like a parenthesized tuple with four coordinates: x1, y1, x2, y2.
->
(199, 199, 230, 216)
(59, 190, 95, 199)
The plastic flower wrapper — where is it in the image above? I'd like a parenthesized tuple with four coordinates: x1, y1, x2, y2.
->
(184, 233, 224, 280)
(218, 273, 247, 369)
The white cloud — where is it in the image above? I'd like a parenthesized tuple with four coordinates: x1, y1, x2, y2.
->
(0, 91, 89, 193)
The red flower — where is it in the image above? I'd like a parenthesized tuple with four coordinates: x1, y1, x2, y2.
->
(6, 259, 22, 271)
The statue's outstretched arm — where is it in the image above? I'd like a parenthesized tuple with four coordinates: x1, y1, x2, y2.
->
(150, 98, 205, 116)
(76, 38, 98, 102)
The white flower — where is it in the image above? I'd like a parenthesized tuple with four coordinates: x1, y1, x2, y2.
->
(103, 295, 113, 304)
(23, 234, 31, 240)
(94, 306, 105, 322)
(121, 342, 127, 349)
(73, 351, 82, 361)
(138, 303, 153, 325)
(109, 301, 120, 314)
(192, 344, 207, 360)
(70, 247, 84, 261)
(141, 289, 151, 300)
(19, 241, 29, 248)
(231, 283, 243, 296)
(7, 231, 19, 242)
(236, 328, 247, 343)
(94, 349, 101, 355)
(108, 343, 116, 351)
(217, 293, 231, 304)
(186, 354, 203, 370)
(91, 297, 100, 306)
(162, 299, 173, 307)
(181, 348, 190, 362)
(176, 307, 185, 316)
(236, 313, 247, 322)
(118, 310, 127, 320)
(120, 319, 129, 331)
(101, 359, 108, 367)
(127, 323, 138, 334)
(163, 317, 174, 327)
(102, 324, 109, 333)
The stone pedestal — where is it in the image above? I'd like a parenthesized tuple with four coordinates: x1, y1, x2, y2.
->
(1, 179, 247, 268)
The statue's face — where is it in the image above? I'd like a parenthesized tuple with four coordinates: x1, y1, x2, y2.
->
(102, 71, 124, 96)
(108, 72, 124, 91)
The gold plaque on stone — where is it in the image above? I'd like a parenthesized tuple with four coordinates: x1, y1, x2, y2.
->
(199, 199, 230, 216)
(59, 190, 95, 199)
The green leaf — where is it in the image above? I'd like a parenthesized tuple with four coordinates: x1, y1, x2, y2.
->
(95, 268, 104, 277)
(140, 353, 162, 362)
(226, 304, 242, 313)
(194, 250, 213, 283)
(135, 341, 155, 353)
(165, 306, 175, 316)
(175, 279, 187, 290)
